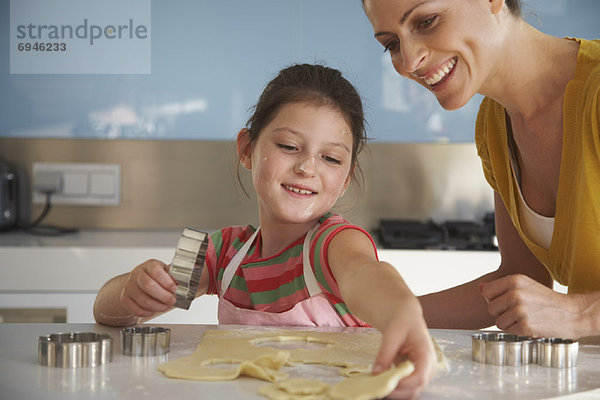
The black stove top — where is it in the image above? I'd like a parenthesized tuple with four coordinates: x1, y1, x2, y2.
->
(378, 213, 497, 251)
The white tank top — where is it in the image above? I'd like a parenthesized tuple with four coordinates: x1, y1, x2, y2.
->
(508, 142, 555, 250)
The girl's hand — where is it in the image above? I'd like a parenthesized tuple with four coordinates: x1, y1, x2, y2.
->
(120, 259, 177, 318)
(372, 303, 437, 399)
(480, 274, 593, 339)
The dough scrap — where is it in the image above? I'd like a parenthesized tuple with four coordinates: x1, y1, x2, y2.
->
(259, 378, 331, 400)
(158, 349, 289, 382)
(259, 362, 414, 400)
(327, 360, 415, 400)
(276, 378, 331, 395)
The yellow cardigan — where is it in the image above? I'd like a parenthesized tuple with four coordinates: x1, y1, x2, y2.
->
(475, 38, 600, 293)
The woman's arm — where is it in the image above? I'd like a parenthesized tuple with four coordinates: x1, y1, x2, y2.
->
(478, 196, 600, 338)
(327, 228, 436, 400)
(481, 273, 600, 338)
(420, 192, 552, 329)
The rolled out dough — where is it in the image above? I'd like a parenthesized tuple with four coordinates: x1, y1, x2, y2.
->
(158, 328, 443, 399)
(158, 328, 380, 381)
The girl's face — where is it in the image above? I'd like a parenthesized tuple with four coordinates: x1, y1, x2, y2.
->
(239, 101, 353, 227)
(363, 0, 505, 110)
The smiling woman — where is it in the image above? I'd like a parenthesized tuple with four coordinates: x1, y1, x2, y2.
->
(362, 0, 600, 340)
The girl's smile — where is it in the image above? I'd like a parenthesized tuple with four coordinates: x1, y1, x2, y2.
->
(282, 183, 317, 196)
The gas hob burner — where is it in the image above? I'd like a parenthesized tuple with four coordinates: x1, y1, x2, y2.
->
(379, 213, 496, 250)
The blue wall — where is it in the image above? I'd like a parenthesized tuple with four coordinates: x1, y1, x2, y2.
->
(1, 0, 599, 142)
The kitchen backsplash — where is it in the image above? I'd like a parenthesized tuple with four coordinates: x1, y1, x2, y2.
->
(0, 138, 493, 232)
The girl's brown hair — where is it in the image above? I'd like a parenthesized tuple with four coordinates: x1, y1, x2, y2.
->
(505, 0, 522, 16)
(237, 63, 368, 196)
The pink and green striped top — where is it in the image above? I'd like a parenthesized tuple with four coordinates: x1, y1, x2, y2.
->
(205, 212, 376, 327)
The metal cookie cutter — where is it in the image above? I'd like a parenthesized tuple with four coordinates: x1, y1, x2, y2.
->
(38, 332, 113, 368)
(121, 327, 171, 356)
(169, 227, 209, 309)
(472, 332, 534, 366)
(536, 338, 578, 368)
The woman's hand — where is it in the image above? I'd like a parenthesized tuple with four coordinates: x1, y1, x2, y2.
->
(373, 301, 437, 399)
(120, 259, 177, 318)
(480, 274, 598, 339)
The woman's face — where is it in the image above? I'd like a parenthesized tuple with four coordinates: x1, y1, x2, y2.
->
(363, 0, 505, 110)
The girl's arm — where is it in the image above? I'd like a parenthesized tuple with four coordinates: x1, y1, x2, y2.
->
(327, 228, 437, 400)
(93, 259, 210, 326)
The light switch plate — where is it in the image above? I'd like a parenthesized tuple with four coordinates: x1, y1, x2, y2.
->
(32, 162, 121, 206)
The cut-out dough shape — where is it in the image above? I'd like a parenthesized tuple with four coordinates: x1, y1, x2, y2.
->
(159, 349, 289, 381)
(259, 361, 414, 400)
(327, 360, 415, 400)
(259, 378, 331, 400)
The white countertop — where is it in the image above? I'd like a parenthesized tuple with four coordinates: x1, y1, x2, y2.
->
(1, 323, 599, 400)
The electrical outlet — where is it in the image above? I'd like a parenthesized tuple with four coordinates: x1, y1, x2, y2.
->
(32, 163, 121, 206)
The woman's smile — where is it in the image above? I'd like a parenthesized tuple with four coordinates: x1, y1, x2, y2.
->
(419, 57, 457, 88)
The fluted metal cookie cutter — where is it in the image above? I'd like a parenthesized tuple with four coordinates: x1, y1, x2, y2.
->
(38, 332, 113, 368)
(472, 333, 579, 368)
(472, 332, 534, 366)
(536, 338, 578, 368)
(121, 327, 171, 356)
(169, 227, 209, 309)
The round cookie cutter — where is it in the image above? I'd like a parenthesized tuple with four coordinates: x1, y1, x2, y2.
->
(38, 332, 113, 368)
(536, 338, 578, 368)
(472, 332, 534, 366)
(121, 326, 171, 357)
(169, 227, 209, 310)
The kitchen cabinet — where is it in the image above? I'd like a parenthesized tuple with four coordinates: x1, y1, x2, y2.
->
(0, 230, 565, 324)
(0, 230, 218, 323)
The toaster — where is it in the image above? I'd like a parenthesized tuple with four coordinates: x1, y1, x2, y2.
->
(0, 161, 18, 231)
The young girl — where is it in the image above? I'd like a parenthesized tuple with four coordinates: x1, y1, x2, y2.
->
(94, 64, 436, 398)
